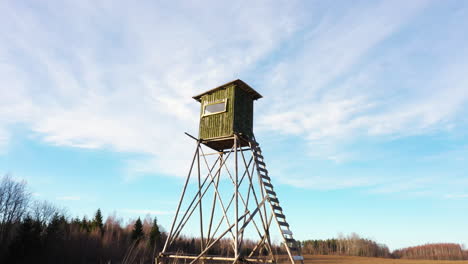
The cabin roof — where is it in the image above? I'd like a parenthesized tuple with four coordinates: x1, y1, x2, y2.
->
(193, 79, 262, 102)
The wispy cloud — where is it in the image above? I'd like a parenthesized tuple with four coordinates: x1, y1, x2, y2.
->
(367, 177, 437, 195)
(0, 0, 303, 178)
(0, 128, 9, 153)
(253, 0, 468, 192)
(259, 0, 468, 144)
(278, 174, 379, 190)
(445, 194, 468, 199)
(0, 0, 467, 196)
(121, 209, 173, 216)
(56, 196, 81, 201)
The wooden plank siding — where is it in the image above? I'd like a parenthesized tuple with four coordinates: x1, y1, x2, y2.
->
(233, 86, 254, 138)
(197, 80, 259, 146)
(199, 84, 236, 140)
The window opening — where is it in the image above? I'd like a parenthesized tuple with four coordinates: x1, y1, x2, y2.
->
(203, 99, 227, 116)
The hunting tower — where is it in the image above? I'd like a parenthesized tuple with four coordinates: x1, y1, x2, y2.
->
(158, 80, 303, 264)
(194, 79, 262, 150)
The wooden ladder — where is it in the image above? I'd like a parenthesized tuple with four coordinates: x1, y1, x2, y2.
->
(248, 137, 304, 264)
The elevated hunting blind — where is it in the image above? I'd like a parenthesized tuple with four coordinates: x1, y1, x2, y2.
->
(193, 79, 262, 150)
(158, 80, 304, 264)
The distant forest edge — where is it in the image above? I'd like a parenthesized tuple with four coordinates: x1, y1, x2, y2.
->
(302, 238, 468, 260)
(1, 174, 467, 263)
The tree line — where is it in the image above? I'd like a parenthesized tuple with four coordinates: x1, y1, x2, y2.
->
(0, 175, 164, 263)
(393, 243, 468, 260)
(301, 233, 391, 258)
(302, 235, 468, 260)
(0, 174, 276, 263)
(1, 174, 467, 263)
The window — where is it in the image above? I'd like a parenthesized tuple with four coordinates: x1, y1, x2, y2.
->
(203, 99, 227, 116)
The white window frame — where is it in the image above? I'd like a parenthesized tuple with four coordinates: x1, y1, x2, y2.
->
(203, 99, 227, 117)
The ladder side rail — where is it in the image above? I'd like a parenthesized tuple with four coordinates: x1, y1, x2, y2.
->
(248, 137, 304, 264)
(200, 144, 271, 252)
(222, 147, 279, 256)
(238, 144, 277, 260)
(205, 158, 265, 248)
(236, 145, 271, 234)
(249, 135, 278, 263)
(250, 142, 274, 257)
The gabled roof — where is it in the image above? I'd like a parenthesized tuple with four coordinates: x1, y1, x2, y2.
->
(193, 79, 263, 102)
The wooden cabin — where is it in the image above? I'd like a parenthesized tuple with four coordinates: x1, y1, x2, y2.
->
(193, 79, 262, 150)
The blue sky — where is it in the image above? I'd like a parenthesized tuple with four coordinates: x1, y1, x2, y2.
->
(1, 0, 468, 250)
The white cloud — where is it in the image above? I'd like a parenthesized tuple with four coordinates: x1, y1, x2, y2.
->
(258, 0, 468, 141)
(278, 174, 379, 190)
(0, 128, 9, 152)
(121, 209, 173, 216)
(368, 177, 437, 195)
(57, 196, 81, 201)
(257, 0, 468, 167)
(0, 0, 303, 176)
(249, 0, 468, 193)
(445, 194, 468, 199)
(0, 0, 467, 196)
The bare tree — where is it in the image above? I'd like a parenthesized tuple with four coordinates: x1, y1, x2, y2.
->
(0, 174, 30, 245)
(31, 199, 61, 225)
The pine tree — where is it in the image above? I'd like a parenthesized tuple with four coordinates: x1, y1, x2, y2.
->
(149, 217, 162, 250)
(92, 209, 104, 234)
(44, 213, 66, 262)
(131, 217, 144, 241)
(81, 216, 90, 233)
(46, 214, 62, 239)
(190, 238, 196, 254)
(71, 217, 81, 226)
(7, 215, 43, 262)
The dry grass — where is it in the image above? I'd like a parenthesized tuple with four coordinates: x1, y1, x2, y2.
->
(300, 255, 468, 264)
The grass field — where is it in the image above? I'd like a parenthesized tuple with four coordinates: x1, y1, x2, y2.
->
(300, 255, 468, 264)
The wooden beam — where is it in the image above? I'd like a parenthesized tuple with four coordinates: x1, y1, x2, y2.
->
(185, 132, 219, 152)
(162, 254, 274, 263)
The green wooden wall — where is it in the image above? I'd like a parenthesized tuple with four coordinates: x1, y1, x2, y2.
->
(233, 87, 254, 138)
(198, 83, 254, 140)
(199, 84, 235, 139)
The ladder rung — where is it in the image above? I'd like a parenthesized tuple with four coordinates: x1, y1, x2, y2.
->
(258, 167, 268, 173)
(266, 190, 276, 196)
(272, 205, 282, 211)
(285, 238, 295, 243)
(275, 213, 285, 218)
(261, 175, 271, 181)
(263, 182, 273, 188)
(278, 221, 289, 227)
(269, 197, 279, 203)
(255, 154, 264, 159)
(293, 256, 304, 261)
(282, 229, 293, 235)
(256, 160, 266, 166)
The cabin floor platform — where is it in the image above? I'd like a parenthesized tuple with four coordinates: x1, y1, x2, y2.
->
(200, 135, 250, 151)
